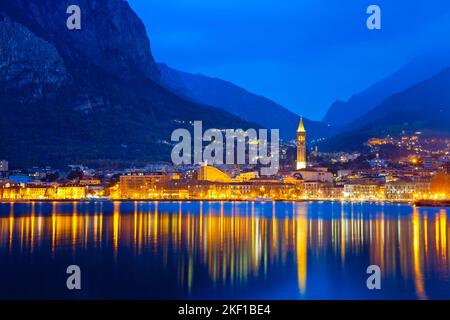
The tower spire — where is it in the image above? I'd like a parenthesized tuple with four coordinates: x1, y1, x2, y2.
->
(297, 116, 305, 132)
(296, 116, 306, 170)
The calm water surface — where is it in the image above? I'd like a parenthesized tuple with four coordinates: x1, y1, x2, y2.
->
(0, 201, 449, 300)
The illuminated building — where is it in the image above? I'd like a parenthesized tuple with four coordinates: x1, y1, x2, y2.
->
(299, 181, 342, 199)
(170, 172, 182, 180)
(23, 185, 54, 199)
(79, 179, 102, 186)
(233, 171, 258, 182)
(385, 181, 431, 200)
(0, 185, 21, 199)
(159, 173, 299, 200)
(367, 138, 384, 146)
(56, 185, 86, 199)
(296, 167, 333, 183)
(198, 165, 261, 183)
(430, 173, 450, 199)
(197, 165, 232, 183)
(296, 117, 306, 170)
(184, 180, 297, 200)
(343, 183, 385, 200)
(282, 175, 304, 185)
(301, 182, 321, 198)
(0, 184, 85, 200)
(119, 173, 169, 198)
(0, 184, 52, 200)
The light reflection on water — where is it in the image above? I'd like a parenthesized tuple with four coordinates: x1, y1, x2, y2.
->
(0, 201, 449, 299)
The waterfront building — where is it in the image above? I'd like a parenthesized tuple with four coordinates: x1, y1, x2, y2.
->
(79, 179, 105, 197)
(151, 174, 300, 200)
(385, 181, 431, 200)
(343, 183, 385, 201)
(0, 184, 21, 199)
(330, 186, 345, 199)
(119, 172, 169, 198)
(300, 181, 341, 199)
(430, 173, 450, 198)
(296, 117, 306, 170)
(0, 184, 84, 200)
(301, 181, 322, 199)
(56, 184, 86, 199)
(233, 171, 258, 182)
(186, 180, 297, 200)
(23, 185, 54, 199)
(197, 165, 232, 183)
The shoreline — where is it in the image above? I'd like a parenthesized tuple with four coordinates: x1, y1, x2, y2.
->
(0, 199, 448, 208)
(0, 198, 419, 205)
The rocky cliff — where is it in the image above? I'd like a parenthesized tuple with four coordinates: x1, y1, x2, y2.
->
(0, 1, 255, 168)
(0, 15, 69, 99)
(2, 0, 160, 82)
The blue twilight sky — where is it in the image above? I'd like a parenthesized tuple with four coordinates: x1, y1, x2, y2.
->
(128, 0, 450, 121)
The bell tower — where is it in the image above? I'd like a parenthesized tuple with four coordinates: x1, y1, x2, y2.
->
(296, 117, 306, 170)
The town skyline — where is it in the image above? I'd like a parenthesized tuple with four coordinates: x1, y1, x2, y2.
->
(1, 0, 450, 303)
(1, 119, 449, 204)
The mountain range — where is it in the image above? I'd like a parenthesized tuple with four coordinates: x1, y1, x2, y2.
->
(322, 50, 450, 127)
(320, 66, 450, 151)
(0, 0, 449, 167)
(0, 0, 258, 168)
(159, 55, 450, 153)
(157, 63, 338, 142)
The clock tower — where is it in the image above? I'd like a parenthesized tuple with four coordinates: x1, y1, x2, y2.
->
(296, 117, 306, 170)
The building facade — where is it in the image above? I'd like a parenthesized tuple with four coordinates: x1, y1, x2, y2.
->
(197, 165, 232, 182)
(296, 117, 306, 170)
(344, 183, 385, 200)
(297, 167, 333, 183)
(119, 173, 169, 198)
(385, 181, 431, 200)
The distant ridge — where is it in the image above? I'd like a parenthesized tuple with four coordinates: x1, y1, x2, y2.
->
(320, 67, 450, 151)
(322, 51, 450, 126)
(158, 63, 338, 142)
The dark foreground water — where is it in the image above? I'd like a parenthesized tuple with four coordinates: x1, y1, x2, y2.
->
(0, 201, 449, 300)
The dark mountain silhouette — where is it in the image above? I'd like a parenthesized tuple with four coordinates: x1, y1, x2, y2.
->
(322, 51, 450, 126)
(0, 0, 257, 168)
(158, 63, 338, 142)
(320, 67, 450, 151)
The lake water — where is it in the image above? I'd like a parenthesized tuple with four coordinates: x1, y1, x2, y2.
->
(0, 201, 449, 300)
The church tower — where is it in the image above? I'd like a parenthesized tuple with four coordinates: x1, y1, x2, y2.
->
(296, 117, 306, 170)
